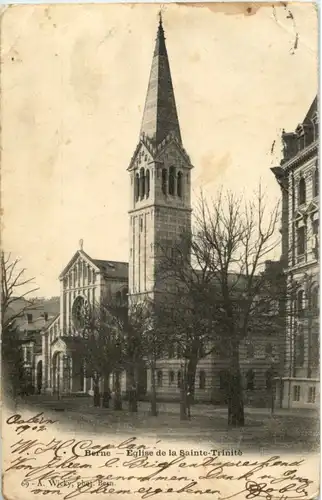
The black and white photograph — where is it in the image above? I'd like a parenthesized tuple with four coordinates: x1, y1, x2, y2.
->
(1, 3, 319, 499)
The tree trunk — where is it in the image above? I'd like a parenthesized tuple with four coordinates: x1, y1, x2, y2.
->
(128, 365, 138, 413)
(180, 364, 188, 421)
(113, 371, 122, 410)
(93, 375, 101, 407)
(227, 341, 244, 427)
(187, 354, 198, 404)
(102, 371, 111, 408)
(150, 363, 158, 416)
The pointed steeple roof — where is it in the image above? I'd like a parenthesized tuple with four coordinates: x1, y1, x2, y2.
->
(140, 14, 182, 146)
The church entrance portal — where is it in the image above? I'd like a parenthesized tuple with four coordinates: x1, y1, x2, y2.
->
(36, 361, 42, 394)
(52, 352, 72, 395)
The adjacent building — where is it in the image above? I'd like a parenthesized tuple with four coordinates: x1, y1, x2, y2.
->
(272, 97, 319, 409)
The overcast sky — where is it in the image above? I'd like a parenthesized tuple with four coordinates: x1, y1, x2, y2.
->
(1, 3, 318, 297)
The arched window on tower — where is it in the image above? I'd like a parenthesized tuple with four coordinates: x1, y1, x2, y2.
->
(135, 174, 140, 202)
(177, 171, 183, 197)
(145, 169, 150, 199)
(169, 166, 175, 195)
(162, 168, 167, 195)
(298, 177, 306, 205)
(139, 168, 145, 200)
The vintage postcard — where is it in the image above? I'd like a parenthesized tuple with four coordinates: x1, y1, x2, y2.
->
(1, 3, 319, 500)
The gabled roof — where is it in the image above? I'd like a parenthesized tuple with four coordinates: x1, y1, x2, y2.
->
(59, 249, 128, 281)
(127, 131, 193, 171)
(59, 249, 100, 279)
(303, 96, 318, 125)
(92, 260, 128, 279)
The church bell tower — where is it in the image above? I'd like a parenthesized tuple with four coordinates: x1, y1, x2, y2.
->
(127, 15, 193, 301)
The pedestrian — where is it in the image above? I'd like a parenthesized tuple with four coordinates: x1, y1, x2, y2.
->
(187, 390, 191, 419)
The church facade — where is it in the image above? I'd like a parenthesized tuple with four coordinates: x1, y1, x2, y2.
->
(39, 17, 286, 406)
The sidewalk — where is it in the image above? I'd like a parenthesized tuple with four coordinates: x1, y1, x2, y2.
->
(15, 394, 318, 419)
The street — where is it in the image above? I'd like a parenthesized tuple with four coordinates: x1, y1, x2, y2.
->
(10, 394, 319, 453)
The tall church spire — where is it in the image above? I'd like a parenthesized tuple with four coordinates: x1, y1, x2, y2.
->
(140, 13, 182, 145)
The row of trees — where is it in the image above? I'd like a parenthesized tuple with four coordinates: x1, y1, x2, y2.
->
(76, 188, 294, 426)
(2, 187, 305, 426)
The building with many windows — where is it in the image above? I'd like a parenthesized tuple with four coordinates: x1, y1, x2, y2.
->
(272, 97, 319, 409)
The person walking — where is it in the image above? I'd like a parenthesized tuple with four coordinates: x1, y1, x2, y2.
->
(187, 390, 191, 419)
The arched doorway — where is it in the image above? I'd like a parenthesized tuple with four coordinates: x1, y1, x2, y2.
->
(36, 361, 42, 394)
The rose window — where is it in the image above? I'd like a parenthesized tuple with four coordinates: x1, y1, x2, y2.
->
(72, 296, 90, 330)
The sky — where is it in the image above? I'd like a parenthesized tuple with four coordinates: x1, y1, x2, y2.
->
(1, 3, 318, 297)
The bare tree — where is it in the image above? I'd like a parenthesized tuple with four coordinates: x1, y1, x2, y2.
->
(1, 252, 39, 399)
(156, 187, 294, 426)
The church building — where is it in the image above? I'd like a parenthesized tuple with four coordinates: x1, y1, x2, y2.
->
(39, 16, 286, 405)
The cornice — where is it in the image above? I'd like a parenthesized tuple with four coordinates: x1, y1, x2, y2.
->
(283, 141, 318, 173)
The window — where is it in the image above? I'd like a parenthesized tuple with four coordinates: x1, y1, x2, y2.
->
(219, 370, 229, 391)
(308, 387, 316, 404)
(311, 329, 319, 366)
(140, 217, 143, 232)
(297, 226, 305, 255)
(177, 171, 183, 197)
(168, 345, 175, 358)
(157, 370, 163, 387)
(162, 169, 167, 195)
(135, 174, 140, 202)
(293, 385, 301, 402)
(44, 312, 48, 322)
(25, 346, 32, 364)
(177, 371, 182, 388)
(295, 333, 305, 366)
(246, 341, 254, 359)
(246, 369, 255, 390)
(265, 343, 273, 356)
(122, 288, 128, 303)
(27, 314, 33, 324)
(298, 177, 306, 205)
(199, 370, 206, 390)
(145, 170, 150, 198)
(313, 168, 319, 197)
(297, 290, 305, 317)
(169, 371, 175, 386)
(265, 369, 274, 391)
(169, 166, 175, 195)
(311, 285, 319, 314)
(139, 168, 145, 199)
(312, 218, 319, 238)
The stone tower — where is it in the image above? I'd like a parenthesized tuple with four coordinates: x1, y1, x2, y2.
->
(127, 15, 193, 302)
